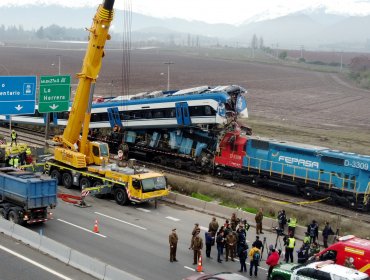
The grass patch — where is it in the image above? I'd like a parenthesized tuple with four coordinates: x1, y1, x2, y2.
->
(220, 201, 238, 208)
(242, 207, 258, 214)
(191, 192, 213, 202)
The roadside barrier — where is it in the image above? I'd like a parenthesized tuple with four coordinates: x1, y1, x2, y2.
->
(0, 218, 143, 280)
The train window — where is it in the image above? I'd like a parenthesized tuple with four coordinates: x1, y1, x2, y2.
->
(322, 156, 344, 166)
(145, 111, 153, 119)
(100, 113, 108, 122)
(251, 140, 269, 150)
(286, 148, 313, 156)
(189, 106, 202, 116)
(204, 106, 213, 116)
(91, 114, 99, 122)
(153, 110, 164, 118)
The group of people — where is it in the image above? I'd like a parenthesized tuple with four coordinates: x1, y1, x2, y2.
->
(169, 213, 269, 277)
(169, 210, 337, 278)
(276, 208, 336, 265)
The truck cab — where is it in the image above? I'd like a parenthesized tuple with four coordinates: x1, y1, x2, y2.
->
(312, 235, 370, 275)
(270, 261, 369, 280)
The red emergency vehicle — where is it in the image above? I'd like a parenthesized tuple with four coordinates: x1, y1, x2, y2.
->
(315, 235, 370, 275)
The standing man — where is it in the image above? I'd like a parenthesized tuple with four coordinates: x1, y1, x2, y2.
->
(225, 230, 236, 262)
(284, 233, 296, 263)
(238, 243, 248, 273)
(189, 223, 200, 249)
(322, 221, 334, 248)
(216, 231, 225, 263)
(191, 231, 203, 265)
(255, 208, 264, 234)
(277, 209, 287, 231)
(205, 230, 214, 258)
(288, 215, 297, 236)
(169, 228, 178, 262)
(10, 129, 17, 146)
(307, 220, 319, 244)
(208, 217, 219, 235)
(230, 212, 239, 231)
(249, 244, 261, 277)
(252, 236, 263, 250)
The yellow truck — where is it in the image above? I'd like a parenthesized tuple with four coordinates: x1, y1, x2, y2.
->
(45, 0, 169, 205)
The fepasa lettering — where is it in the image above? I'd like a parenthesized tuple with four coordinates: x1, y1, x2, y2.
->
(278, 156, 319, 169)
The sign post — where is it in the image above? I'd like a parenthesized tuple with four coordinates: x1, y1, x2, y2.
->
(39, 75, 70, 113)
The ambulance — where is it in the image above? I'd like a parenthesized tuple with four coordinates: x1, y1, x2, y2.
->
(314, 235, 370, 275)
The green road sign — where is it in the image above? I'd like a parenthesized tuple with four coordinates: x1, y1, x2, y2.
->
(39, 75, 70, 113)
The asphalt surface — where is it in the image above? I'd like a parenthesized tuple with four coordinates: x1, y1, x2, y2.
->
(26, 187, 304, 280)
(0, 233, 97, 280)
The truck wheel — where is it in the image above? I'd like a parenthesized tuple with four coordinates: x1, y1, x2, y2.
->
(0, 208, 7, 219)
(114, 188, 128, 205)
(50, 169, 61, 185)
(62, 172, 73, 189)
(8, 210, 20, 224)
(79, 177, 91, 190)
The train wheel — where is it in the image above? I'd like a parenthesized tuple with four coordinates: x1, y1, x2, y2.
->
(50, 169, 61, 185)
(303, 187, 314, 198)
(114, 188, 128, 205)
(8, 210, 20, 224)
(79, 177, 91, 190)
(62, 172, 73, 189)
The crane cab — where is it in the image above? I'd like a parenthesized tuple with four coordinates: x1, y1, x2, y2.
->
(87, 141, 109, 166)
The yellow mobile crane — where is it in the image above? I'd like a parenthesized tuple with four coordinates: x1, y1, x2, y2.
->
(45, 0, 169, 205)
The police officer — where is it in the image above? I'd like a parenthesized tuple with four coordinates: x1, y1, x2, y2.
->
(11, 130, 17, 146)
(208, 217, 219, 235)
(169, 228, 178, 262)
(255, 208, 264, 234)
(285, 233, 295, 263)
(225, 230, 236, 262)
(191, 231, 203, 265)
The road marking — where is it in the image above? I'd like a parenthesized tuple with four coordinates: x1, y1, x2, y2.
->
(0, 244, 73, 280)
(136, 208, 151, 213)
(166, 216, 180, 222)
(184, 266, 195, 271)
(200, 226, 208, 231)
(57, 219, 107, 238)
(95, 212, 147, 230)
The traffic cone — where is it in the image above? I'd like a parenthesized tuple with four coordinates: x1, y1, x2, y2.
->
(93, 219, 99, 233)
(196, 255, 203, 272)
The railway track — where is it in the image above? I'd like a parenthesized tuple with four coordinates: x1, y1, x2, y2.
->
(140, 160, 370, 224)
(3, 125, 370, 224)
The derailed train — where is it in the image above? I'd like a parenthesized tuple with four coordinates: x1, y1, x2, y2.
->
(104, 128, 370, 212)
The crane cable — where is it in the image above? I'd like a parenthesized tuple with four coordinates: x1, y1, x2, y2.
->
(121, 0, 132, 99)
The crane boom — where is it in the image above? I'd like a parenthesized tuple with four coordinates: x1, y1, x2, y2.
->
(57, 0, 115, 151)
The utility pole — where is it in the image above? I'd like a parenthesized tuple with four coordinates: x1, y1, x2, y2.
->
(46, 55, 61, 141)
(164, 61, 174, 91)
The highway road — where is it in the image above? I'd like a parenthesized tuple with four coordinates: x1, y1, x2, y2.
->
(0, 233, 96, 280)
(29, 187, 303, 280)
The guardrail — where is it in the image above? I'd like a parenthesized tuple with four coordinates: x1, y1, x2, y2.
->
(0, 219, 143, 280)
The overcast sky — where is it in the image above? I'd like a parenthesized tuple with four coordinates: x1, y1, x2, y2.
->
(2, 0, 370, 25)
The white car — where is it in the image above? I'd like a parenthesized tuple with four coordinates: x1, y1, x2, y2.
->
(291, 261, 369, 280)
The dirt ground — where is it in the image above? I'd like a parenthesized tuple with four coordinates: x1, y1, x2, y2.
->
(1, 45, 369, 154)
